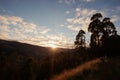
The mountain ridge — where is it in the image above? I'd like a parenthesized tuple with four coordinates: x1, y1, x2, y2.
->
(0, 39, 71, 60)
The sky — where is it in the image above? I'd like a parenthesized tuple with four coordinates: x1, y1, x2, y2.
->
(0, 0, 120, 48)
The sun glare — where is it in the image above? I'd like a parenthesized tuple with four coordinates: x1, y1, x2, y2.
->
(48, 43, 57, 49)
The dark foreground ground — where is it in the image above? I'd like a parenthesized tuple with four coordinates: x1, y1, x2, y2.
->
(0, 39, 120, 80)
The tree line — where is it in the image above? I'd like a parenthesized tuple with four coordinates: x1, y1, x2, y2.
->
(74, 13, 119, 56)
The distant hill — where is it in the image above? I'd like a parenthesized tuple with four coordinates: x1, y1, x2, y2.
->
(0, 39, 83, 80)
(0, 39, 71, 60)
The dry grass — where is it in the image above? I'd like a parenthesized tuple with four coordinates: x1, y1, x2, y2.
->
(51, 58, 101, 80)
(51, 56, 120, 80)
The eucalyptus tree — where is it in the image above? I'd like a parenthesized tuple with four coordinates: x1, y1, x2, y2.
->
(102, 17, 116, 37)
(88, 13, 103, 48)
(74, 29, 86, 49)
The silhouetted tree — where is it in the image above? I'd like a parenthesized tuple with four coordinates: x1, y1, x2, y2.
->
(88, 13, 120, 57)
(74, 29, 86, 49)
(88, 13, 103, 48)
(99, 17, 117, 47)
(101, 34, 120, 57)
(102, 17, 117, 36)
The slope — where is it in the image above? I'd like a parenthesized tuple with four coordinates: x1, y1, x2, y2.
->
(51, 56, 120, 80)
(0, 39, 70, 60)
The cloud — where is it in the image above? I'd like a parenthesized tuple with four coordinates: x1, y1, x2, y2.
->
(58, 0, 95, 4)
(116, 27, 120, 35)
(0, 8, 12, 15)
(13, 28, 27, 39)
(40, 28, 51, 34)
(58, 0, 75, 4)
(28, 31, 73, 48)
(0, 33, 10, 39)
(0, 24, 10, 39)
(67, 25, 80, 31)
(20, 33, 73, 48)
(66, 8, 99, 32)
(46, 34, 73, 46)
(0, 15, 73, 48)
(75, 8, 97, 17)
(82, 0, 95, 2)
(0, 25, 10, 32)
(0, 15, 38, 33)
(0, 15, 45, 42)
(65, 8, 107, 33)
(0, 15, 23, 25)
(65, 7, 120, 46)
(111, 15, 120, 22)
(65, 11, 71, 14)
(18, 22, 37, 33)
(116, 6, 120, 11)
(60, 24, 65, 27)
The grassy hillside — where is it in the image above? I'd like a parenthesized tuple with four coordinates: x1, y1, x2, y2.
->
(0, 39, 120, 80)
(51, 56, 120, 80)
(0, 39, 71, 60)
(0, 39, 93, 80)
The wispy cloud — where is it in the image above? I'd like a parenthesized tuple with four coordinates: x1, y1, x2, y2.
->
(0, 25, 10, 39)
(0, 15, 73, 48)
(65, 7, 120, 45)
(58, 0, 75, 4)
(66, 8, 99, 32)
(0, 15, 23, 25)
(0, 8, 12, 15)
(111, 15, 120, 22)
(116, 27, 120, 35)
(116, 6, 120, 11)
(82, 0, 95, 2)
(65, 11, 71, 14)
(58, 0, 95, 4)
(40, 28, 51, 34)
(67, 25, 80, 31)
(0, 15, 37, 40)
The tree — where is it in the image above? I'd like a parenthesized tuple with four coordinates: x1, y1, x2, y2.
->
(88, 13, 119, 57)
(88, 13, 103, 48)
(74, 29, 86, 49)
(102, 17, 117, 37)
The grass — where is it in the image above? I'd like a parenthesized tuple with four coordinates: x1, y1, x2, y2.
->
(61, 57, 120, 80)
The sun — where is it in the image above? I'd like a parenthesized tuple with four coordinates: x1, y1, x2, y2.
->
(48, 43, 57, 49)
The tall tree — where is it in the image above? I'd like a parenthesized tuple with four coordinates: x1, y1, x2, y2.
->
(102, 17, 117, 37)
(88, 13, 103, 48)
(74, 29, 86, 49)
